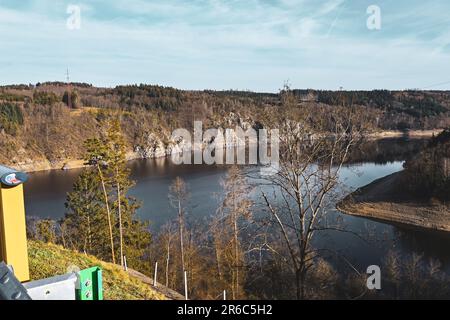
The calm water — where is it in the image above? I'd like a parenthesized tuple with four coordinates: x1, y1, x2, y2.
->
(24, 138, 450, 272)
(24, 158, 227, 228)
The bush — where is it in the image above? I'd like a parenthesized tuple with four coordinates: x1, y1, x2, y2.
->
(0, 102, 24, 135)
(33, 91, 60, 105)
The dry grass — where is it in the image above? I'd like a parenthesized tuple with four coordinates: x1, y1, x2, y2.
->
(69, 106, 100, 116)
(28, 240, 166, 300)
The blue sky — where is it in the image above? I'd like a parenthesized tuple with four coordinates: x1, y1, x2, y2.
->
(0, 0, 449, 91)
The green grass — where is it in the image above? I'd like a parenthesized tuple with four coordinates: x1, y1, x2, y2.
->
(28, 240, 165, 300)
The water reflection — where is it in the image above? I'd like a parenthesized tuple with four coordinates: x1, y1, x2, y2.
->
(346, 137, 428, 165)
(23, 138, 430, 229)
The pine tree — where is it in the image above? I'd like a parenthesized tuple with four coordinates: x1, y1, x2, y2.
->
(78, 116, 151, 268)
(84, 136, 116, 264)
(64, 169, 108, 257)
(105, 118, 133, 267)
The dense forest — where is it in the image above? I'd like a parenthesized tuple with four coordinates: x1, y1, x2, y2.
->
(403, 129, 450, 201)
(0, 82, 449, 169)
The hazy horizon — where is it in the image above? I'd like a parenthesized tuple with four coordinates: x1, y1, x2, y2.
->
(3, 80, 450, 94)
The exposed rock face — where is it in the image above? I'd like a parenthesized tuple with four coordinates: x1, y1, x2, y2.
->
(131, 117, 262, 162)
(134, 133, 169, 159)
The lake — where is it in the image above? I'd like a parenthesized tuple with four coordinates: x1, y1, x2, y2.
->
(23, 138, 450, 273)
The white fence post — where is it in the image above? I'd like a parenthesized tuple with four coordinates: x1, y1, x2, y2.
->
(153, 262, 158, 287)
(184, 270, 188, 300)
(123, 256, 128, 271)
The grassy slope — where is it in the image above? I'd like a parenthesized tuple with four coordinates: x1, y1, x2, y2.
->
(28, 240, 165, 300)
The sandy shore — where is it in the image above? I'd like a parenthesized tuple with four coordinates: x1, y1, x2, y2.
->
(15, 152, 145, 173)
(337, 171, 450, 232)
(366, 129, 444, 139)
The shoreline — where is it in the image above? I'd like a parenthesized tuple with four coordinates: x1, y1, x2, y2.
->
(337, 171, 450, 232)
(13, 128, 444, 173)
(16, 153, 145, 173)
(336, 202, 450, 234)
(366, 129, 444, 139)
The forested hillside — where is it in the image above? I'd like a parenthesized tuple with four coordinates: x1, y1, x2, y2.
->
(1, 82, 449, 170)
(402, 129, 450, 201)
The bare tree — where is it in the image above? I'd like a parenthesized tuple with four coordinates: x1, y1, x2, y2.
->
(159, 222, 177, 287)
(258, 87, 362, 299)
(169, 177, 190, 273)
(214, 166, 253, 300)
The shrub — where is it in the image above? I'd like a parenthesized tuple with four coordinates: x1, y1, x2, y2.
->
(0, 102, 24, 135)
(33, 91, 60, 105)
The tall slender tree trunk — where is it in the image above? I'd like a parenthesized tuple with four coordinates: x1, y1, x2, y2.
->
(295, 264, 306, 300)
(300, 269, 306, 300)
(97, 164, 116, 264)
(233, 210, 239, 299)
(117, 174, 124, 267)
(295, 269, 301, 300)
(87, 214, 92, 253)
(178, 200, 185, 272)
(85, 181, 93, 254)
(214, 240, 223, 280)
(166, 239, 171, 287)
(233, 191, 239, 300)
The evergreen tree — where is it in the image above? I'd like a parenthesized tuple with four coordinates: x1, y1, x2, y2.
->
(64, 169, 109, 257)
(84, 136, 116, 263)
(64, 116, 152, 269)
(105, 118, 132, 267)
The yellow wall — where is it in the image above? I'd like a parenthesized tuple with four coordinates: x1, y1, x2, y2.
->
(0, 184, 30, 282)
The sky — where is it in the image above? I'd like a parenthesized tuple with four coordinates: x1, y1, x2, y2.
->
(0, 0, 450, 92)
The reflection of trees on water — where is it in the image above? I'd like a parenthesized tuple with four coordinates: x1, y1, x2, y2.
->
(393, 227, 450, 267)
(346, 138, 429, 165)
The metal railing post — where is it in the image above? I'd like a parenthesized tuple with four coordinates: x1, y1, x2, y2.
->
(0, 165, 29, 282)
